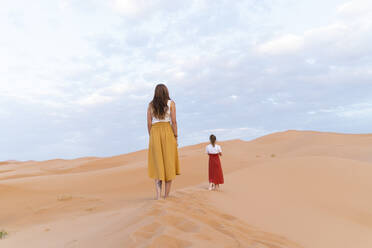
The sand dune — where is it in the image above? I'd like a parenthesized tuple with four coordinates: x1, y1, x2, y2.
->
(1, 130, 372, 247)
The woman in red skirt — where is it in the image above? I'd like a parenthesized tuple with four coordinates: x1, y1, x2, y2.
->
(205, 134, 224, 190)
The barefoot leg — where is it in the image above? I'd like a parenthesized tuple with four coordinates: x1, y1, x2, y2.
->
(208, 183, 213, 190)
(164, 180, 172, 198)
(155, 179, 162, 200)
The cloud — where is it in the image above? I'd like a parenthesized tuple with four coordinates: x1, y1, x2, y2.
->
(76, 93, 114, 106)
(256, 0, 372, 58)
(337, 0, 372, 16)
(230, 95, 238, 100)
(111, 0, 148, 16)
(257, 34, 304, 55)
(111, 0, 186, 18)
(74, 82, 137, 106)
(1, 0, 372, 160)
(308, 102, 372, 119)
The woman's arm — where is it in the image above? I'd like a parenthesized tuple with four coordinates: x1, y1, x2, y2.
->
(147, 104, 152, 135)
(170, 101, 178, 138)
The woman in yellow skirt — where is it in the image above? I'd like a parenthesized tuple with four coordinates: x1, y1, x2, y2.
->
(147, 84, 180, 199)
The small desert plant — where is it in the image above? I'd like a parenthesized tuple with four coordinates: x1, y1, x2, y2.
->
(0, 230, 8, 239)
(270, 154, 276, 158)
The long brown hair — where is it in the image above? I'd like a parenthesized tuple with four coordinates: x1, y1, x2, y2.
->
(150, 84, 171, 119)
(210, 134, 216, 147)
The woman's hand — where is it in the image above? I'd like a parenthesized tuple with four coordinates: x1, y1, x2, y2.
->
(170, 101, 178, 139)
(175, 135, 178, 146)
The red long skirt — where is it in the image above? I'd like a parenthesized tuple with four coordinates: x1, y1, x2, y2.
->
(208, 154, 224, 184)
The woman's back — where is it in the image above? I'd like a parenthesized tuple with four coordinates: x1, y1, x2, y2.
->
(206, 144, 222, 154)
(152, 99, 171, 124)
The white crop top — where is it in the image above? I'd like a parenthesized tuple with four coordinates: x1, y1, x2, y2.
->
(205, 144, 222, 154)
(152, 100, 172, 124)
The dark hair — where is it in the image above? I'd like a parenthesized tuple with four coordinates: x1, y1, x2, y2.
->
(209, 134, 216, 147)
(150, 84, 170, 119)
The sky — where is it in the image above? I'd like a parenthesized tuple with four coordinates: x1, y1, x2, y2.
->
(1, 0, 371, 161)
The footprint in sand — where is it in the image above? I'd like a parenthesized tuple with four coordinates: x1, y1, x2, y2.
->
(64, 239, 78, 248)
(132, 221, 164, 241)
(125, 189, 303, 248)
(57, 195, 73, 201)
(85, 207, 96, 212)
(149, 234, 192, 248)
(160, 215, 200, 233)
(218, 213, 238, 221)
(145, 206, 167, 217)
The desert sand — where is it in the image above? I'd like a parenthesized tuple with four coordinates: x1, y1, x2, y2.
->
(1, 130, 372, 248)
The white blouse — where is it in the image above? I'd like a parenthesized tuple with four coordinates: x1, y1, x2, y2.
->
(205, 144, 222, 154)
(152, 100, 172, 124)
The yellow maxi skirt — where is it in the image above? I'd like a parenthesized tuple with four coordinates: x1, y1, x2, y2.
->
(148, 122, 180, 181)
